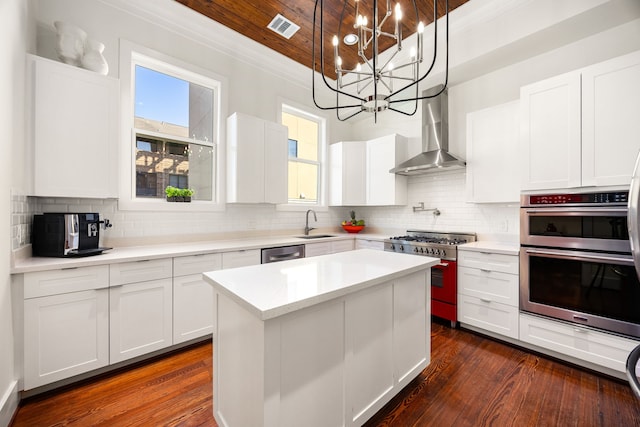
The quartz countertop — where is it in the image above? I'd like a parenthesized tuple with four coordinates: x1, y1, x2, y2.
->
(458, 241, 520, 256)
(203, 249, 439, 321)
(11, 233, 390, 274)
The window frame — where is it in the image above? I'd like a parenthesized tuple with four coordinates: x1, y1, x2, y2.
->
(277, 101, 328, 212)
(118, 40, 227, 211)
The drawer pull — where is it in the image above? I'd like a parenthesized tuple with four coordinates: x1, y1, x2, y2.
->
(573, 328, 588, 333)
(480, 268, 491, 273)
(480, 298, 492, 303)
(136, 259, 151, 263)
(61, 267, 79, 270)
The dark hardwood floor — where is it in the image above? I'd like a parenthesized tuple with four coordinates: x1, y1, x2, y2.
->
(11, 320, 640, 426)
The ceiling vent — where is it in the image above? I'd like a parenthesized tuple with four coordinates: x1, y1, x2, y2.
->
(267, 14, 300, 39)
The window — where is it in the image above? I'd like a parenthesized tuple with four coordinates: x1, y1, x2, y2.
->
(133, 62, 217, 201)
(281, 105, 326, 206)
(120, 43, 224, 209)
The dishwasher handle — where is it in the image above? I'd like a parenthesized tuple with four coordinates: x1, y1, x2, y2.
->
(261, 245, 306, 264)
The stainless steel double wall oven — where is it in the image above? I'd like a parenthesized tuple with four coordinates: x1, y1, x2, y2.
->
(520, 191, 640, 339)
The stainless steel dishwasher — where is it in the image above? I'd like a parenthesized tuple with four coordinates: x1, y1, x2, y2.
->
(261, 244, 305, 263)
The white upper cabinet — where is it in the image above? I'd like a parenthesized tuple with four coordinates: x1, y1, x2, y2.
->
(227, 112, 288, 204)
(329, 141, 366, 206)
(366, 134, 408, 206)
(521, 50, 640, 191)
(466, 101, 520, 203)
(581, 51, 640, 187)
(28, 55, 118, 198)
(520, 71, 581, 191)
(330, 134, 407, 206)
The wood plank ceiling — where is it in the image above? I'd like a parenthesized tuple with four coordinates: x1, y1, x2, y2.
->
(175, 0, 471, 79)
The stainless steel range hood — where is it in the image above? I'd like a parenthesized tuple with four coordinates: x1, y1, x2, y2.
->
(390, 85, 466, 175)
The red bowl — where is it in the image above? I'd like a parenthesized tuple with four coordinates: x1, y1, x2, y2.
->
(342, 224, 365, 233)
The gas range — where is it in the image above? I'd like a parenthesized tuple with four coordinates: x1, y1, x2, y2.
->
(384, 230, 477, 327)
(384, 230, 477, 261)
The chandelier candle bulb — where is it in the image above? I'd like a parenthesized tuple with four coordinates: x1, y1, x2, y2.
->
(332, 35, 339, 69)
(417, 21, 424, 61)
(395, 3, 402, 50)
(410, 47, 417, 78)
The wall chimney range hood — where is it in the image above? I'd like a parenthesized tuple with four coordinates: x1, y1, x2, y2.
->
(390, 85, 466, 175)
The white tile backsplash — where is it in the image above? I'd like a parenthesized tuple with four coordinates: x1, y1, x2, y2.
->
(356, 170, 520, 242)
(12, 169, 519, 249)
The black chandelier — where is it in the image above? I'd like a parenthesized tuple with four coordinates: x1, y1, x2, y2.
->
(312, 0, 449, 122)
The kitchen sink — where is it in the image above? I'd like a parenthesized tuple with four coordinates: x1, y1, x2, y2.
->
(295, 234, 336, 239)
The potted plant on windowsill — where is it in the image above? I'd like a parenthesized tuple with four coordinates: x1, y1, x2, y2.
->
(180, 188, 194, 202)
(165, 186, 194, 202)
(165, 186, 179, 202)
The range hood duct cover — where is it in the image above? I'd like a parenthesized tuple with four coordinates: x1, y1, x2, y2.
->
(390, 85, 466, 175)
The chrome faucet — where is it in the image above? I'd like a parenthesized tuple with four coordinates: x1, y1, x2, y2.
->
(304, 209, 317, 235)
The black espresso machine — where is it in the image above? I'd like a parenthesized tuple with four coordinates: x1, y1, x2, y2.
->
(32, 213, 111, 257)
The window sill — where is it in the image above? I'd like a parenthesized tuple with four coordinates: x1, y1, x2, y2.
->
(117, 198, 226, 212)
(276, 203, 328, 213)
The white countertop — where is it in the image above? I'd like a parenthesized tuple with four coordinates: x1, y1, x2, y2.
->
(458, 241, 520, 255)
(203, 249, 439, 321)
(11, 233, 390, 274)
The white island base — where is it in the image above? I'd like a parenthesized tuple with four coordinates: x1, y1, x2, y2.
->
(203, 249, 438, 427)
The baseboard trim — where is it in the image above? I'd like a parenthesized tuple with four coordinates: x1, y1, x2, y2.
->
(0, 380, 19, 427)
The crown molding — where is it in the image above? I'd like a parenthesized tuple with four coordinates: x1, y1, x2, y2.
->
(100, 0, 311, 89)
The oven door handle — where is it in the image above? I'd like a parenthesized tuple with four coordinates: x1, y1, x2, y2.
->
(433, 262, 449, 268)
(525, 248, 634, 265)
(523, 207, 628, 215)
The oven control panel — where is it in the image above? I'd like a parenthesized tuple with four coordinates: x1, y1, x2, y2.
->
(524, 191, 628, 206)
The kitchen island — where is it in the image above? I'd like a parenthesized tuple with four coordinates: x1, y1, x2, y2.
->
(203, 249, 439, 427)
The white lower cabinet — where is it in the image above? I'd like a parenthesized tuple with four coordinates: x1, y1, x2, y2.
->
(330, 239, 354, 254)
(457, 248, 519, 339)
(520, 313, 639, 374)
(109, 278, 173, 363)
(22, 266, 110, 390)
(213, 269, 429, 427)
(173, 253, 222, 344)
(306, 240, 354, 258)
(221, 249, 261, 268)
(305, 242, 331, 257)
(24, 289, 109, 390)
(346, 272, 428, 425)
(109, 259, 173, 364)
(458, 294, 519, 339)
(355, 238, 384, 250)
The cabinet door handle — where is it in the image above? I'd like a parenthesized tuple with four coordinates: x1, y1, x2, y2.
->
(480, 298, 492, 303)
(480, 268, 492, 273)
